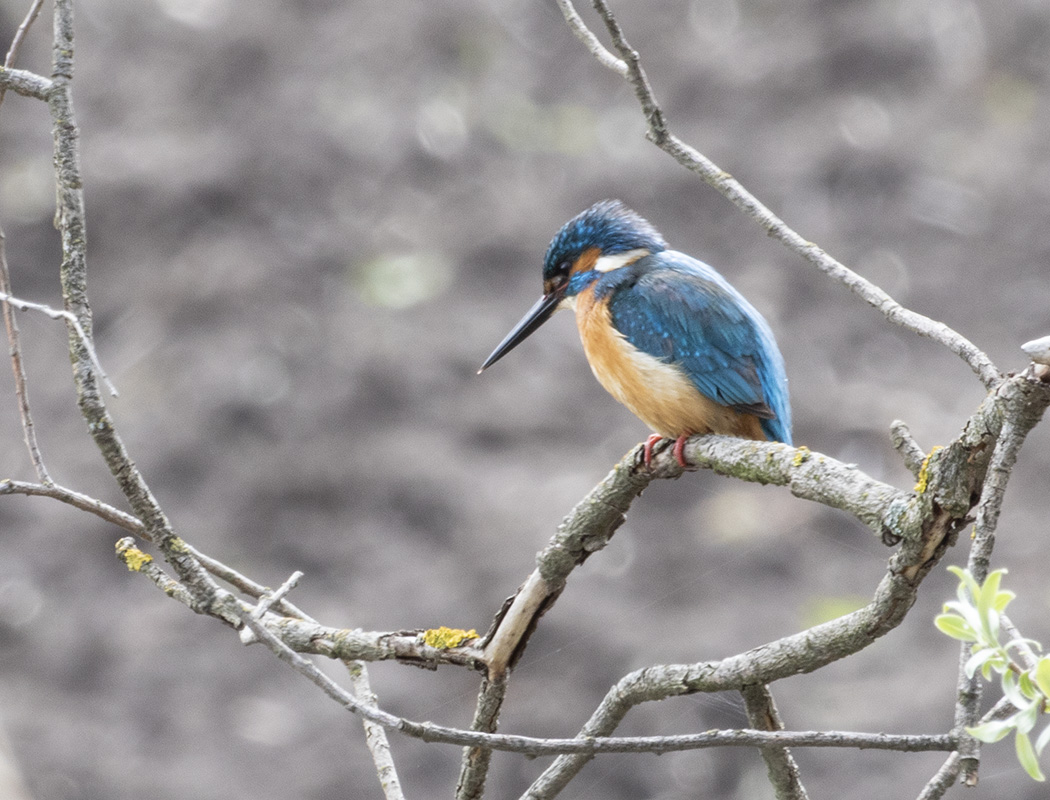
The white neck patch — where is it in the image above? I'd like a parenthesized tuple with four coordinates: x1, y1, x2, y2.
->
(593, 248, 650, 273)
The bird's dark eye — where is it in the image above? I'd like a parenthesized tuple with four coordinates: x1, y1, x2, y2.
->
(558, 259, 572, 275)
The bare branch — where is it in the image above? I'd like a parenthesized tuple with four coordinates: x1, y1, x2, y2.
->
(950, 371, 1048, 786)
(0, 477, 140, 530)
(918, 696, 1020, 800)
(0, 0, 46, 108)
(915, 752, 960, 800)
(47, 0, 226, 612)
(346, 661, 407, 800)
(0, 288, 117, 397)
(560, 0, 1001, 388)
(741, 685, 808, 800)
(1021, 334, 1050, 366)
(239, 570, 304, 644)
(553, 0, 626, 77)
(0, 234, 53, 482)
(456, 676, 507, 800)
(3, 0, 45, 69)
(889, 419, 926, 479)
(0, 65, 51, 99)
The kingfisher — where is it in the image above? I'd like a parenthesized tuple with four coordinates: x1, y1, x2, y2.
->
(478, 200, 791, 466)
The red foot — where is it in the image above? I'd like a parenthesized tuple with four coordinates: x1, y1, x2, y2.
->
(642, 434, 693, 468)
(672, 434, 691, 468)
(643, 434, 662, 467)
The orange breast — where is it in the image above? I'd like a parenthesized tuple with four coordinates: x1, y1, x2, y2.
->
(573, 286, 765, 440)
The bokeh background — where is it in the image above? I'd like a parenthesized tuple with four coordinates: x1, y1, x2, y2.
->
(1, 0, 1049, 798)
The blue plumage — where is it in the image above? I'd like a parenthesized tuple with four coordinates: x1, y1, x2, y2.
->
(601, 253, 791, 444)
(480, 200, 792, 459)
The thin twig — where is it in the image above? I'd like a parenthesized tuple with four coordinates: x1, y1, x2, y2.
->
(0, 283, 52, 481)
(917, 696, 1019, 800)
(553, 0, 626, 76)
(0, 477, 140, 529)
(0, 476, 320, 621)
(0, 0, 46, 111)
(239, 570, 304, 644)
(741, 685, 808, 800)
(915, 752, 960, 800)
(565, 0, 1001, 389)
(48, 0, 226, 615)
(115, 563, 960, 759)
(346, 661, 407, 800)
(1000, 613, 1038, 670)
(456, 676, 507, 800)
(0, 289, 117, 397)
(952, 388, 1044, 786)
(0, 235, 53, 483)
(889, 419, 926, 478)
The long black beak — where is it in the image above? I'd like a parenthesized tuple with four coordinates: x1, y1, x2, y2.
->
(478, 289, 565, 373)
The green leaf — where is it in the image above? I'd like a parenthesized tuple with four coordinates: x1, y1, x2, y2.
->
(967, 718, 1015, 743)
(978, 570, 1005, 642)
(964, 648, 999, 679)
(948, 565, 980, 598)
(1016, 699, 1042, 736)
(1035, 723, 1050, 756)
(1016, 730, 1046, 781)
(936, 613, 978, 642)
(1004, 670, 1029, 709)
(1020, 667, 1037, 697)
(993, 589, 1016, 614)
(1035, 657, 1050, 700)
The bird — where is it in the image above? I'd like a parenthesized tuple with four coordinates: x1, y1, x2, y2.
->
(478, 200, 791, 466)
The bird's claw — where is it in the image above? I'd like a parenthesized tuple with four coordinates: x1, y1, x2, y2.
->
(642, 433, 692, 469)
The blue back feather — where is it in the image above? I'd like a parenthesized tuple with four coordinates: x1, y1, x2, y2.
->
(601, 252, 792, 444)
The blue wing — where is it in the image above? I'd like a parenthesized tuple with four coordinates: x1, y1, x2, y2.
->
(606, 251, 792, 444)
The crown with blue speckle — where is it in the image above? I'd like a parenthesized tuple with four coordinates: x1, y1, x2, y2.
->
(543, 200, 667, 280)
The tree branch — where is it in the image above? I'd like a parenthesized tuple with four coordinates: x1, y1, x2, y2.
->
(890, 419, 926, 479)
(950, 370, 1048, 786)
(562, 0, 1001, 388)
(0, 234, 53, 483)
(47, 0, 228, 614)
(0, 65, 51, 101)
(741, 684, 808, 800)
(346, 660, 407, 800)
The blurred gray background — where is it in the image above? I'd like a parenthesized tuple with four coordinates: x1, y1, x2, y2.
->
(1, 0, 1049, 798)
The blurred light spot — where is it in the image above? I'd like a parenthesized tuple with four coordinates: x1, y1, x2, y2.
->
(837, 95, 891, 150)
(926, 0, 986, 84)
(597, 107, 647, 162)
(354, 253, 452, 308)
(417, 100, 468, 159)
(694, 488, 768, 543)
(231, 696, 301, 747)
(155, 0, 230, 28)
(237, 355, 290, 406)
(905, 175, 988, 235)
(688, 0, 740, 48)
(484, 97, 596, 155)
(985, 72, 1038, 127)
(0, 159, 54, 223)
(0, 578, 43, 628)
(801, 594, 868, 628)
(856, 249, 909, 298)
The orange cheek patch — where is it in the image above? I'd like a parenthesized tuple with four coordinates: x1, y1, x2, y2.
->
(570, 247, 601, 275)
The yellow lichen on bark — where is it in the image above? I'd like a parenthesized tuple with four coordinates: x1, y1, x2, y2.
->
(423, 626, 478, 649)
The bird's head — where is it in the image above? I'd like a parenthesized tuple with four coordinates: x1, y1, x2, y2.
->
(479, 200, 666, 372)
